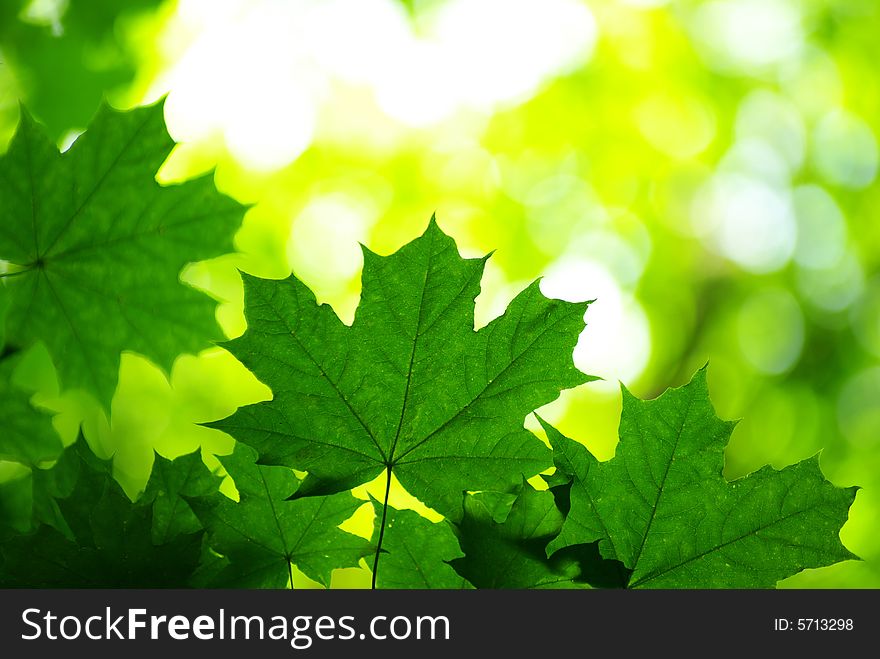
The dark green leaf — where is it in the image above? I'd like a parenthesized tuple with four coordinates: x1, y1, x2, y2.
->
(0, 439, 203, 587)
(0, 0, 164, 141)
(188, 443, 372, 588)
(0, 437, 89, 540)
(0, 354, 63, 465)
(189, 541, 232, 588)
(0, 101, 244, 405)
(0, 518, 202, 588)
(452, 483, 592, 589)
(141, 450, 222, 544)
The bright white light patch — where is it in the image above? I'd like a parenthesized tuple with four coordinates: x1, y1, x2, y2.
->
(690, 0, 803, 72)
(621, 0, 670, 7)
(224, 84, 316, 173)
(163, 1, 320, 171)
(718, 139, 792, 186)
(303, 0, 411, 86)
(159, 0, 598, 168)
(374, 0, 597, 125)
(540, 258, 650, 386)
(433, 0, 596, 108)
(692, 173, 796, 273)
(287, 194, 376, 300)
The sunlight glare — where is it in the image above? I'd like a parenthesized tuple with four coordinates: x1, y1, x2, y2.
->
(540, 258, 650, 386)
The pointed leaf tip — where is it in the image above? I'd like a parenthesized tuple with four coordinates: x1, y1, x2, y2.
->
(215, 221, 576, 520)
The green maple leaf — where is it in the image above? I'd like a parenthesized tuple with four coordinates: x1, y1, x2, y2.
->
(211, 219, 589, 522)
(0, 101, 244, 405)
(0, 440, 203, 587)
(188, 444, 372, 588)
(140, 450, 222, 544)
(21, 433, 86, 535)
(0, 354, 63, 465)
(210, 219, 589, 587)
(369, 499, 473, 589)
(451, 483, 599, 589)
(542, 367, 859, 588)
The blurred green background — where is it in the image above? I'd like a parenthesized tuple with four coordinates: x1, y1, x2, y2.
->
(1, 0, 877, 588)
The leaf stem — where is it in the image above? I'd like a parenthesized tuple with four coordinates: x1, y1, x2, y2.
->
(371, 465, 393, 590)
(287, 558, 294, 590)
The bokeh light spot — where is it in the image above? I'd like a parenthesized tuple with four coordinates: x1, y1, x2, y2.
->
(737, 287, 804, 375)
(792, 185, 847, 270)
(813, 109, 878, 189)
(735, 90, 805, 173)
(689, 0, 803, 72)
(635, 92, 716, 159)
(540, 258, 650, 386)
(692, 173, 796, 273)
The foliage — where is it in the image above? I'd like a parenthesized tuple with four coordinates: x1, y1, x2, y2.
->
(0, 101, 857, 589)
(0, 440, 205, 587)
(454, 484, 599, 589)
(0, 354, 62, 466)
(540, 370, 858, 588)
(0, 101, 244, 406)
(0, 0, 164, 141)
(368, 498, 472, 589)
(2, 0, 875, 588)
(188, 444, 372, 588)
(211, 220, 588, 521)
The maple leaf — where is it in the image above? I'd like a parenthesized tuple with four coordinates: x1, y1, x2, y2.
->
(0, 102, 244, 406)
(0, 431, 82, 543)
(368, 499, 472, 589)
(451, 482, 606, 589)
(140, 450, 222, 544)
(210, 218, 589, 586)
(187, 444, 372, 588)
(211, 219, 590, 523)
(0, 440, 203, 587)
(0, 354, 63, 466)
(541, 367, 859, 588)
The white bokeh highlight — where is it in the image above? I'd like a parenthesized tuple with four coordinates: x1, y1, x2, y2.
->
(540, 257, 650, 386)
(691, 173, 797, 273)
(158, 0, 598, 170)
(689, 0, 804, 72)
(813, 110, 879, 189)
(287, 193, 378, 307)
